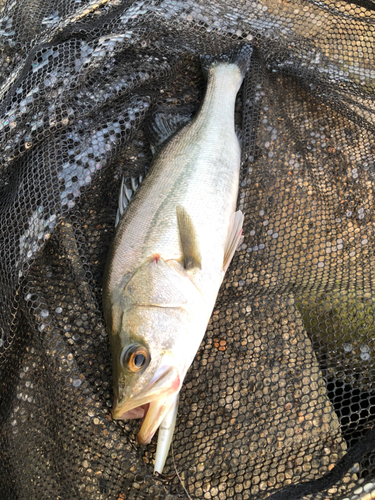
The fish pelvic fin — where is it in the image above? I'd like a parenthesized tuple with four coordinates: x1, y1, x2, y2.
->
(154, 393, 179, 474)
(176, 205, 202, 270)
(223, 210, 244, 272)
(201, 44, 253, 79)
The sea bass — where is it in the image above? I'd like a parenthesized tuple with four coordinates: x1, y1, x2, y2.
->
(103, 45, 252, 447)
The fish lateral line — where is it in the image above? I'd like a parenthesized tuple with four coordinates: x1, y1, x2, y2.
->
(131, 303, 189, 311)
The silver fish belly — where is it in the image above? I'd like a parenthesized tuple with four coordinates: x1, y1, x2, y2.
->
(103, 46, 252, 450)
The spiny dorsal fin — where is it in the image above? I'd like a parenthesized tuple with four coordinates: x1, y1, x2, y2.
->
(223, 210, 244, 272)
(176, 205, 201, 270)
(115, 172, 147, 227)
(235, 125, 242, 146)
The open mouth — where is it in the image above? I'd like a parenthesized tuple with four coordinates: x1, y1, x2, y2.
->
(112, 366, 180, 444)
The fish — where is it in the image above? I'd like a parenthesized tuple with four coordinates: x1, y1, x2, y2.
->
(103, 44, 253, 453)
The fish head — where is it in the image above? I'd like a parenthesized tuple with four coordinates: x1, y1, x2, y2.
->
(107, 257, 204, 444)
(110, 304, 194, 444)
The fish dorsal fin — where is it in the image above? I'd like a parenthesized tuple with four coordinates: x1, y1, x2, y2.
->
(223, 210, 244, 272)
(176, 205, 202, 271)
(235, 125, 242, 146)
(145, 109, 193, 155)
(115, 172, 147, 227)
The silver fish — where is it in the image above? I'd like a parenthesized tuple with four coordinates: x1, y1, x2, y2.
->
(103, 45, 252, 451)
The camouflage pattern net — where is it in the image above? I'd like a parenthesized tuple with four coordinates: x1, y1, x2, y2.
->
(1, 0, 375, 499)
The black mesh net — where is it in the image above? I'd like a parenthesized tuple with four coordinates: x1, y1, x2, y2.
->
(1, 1, 375, 499)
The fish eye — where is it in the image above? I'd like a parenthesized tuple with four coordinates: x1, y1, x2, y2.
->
(121, 344, 150, 373)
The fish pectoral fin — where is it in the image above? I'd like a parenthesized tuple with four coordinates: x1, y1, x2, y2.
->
(116, 172, 147, 227)
(223, 210, 244, 272)
(176, 205, 202, 270)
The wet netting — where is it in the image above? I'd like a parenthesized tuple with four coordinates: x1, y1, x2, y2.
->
(1, 0, 375, 499)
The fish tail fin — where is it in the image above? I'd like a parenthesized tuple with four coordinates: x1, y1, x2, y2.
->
(201, 44, 253, 79)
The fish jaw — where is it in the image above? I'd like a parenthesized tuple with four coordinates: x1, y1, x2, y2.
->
(112, 364, 181, 445)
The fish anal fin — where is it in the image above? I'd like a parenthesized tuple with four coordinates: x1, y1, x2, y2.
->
(223, 210, 244, 272)
(176, 205, 202, 270)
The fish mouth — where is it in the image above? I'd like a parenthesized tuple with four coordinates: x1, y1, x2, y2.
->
(112, 366, 180, 445)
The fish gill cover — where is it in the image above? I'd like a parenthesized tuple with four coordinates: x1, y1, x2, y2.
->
(0, 0, 375, 499)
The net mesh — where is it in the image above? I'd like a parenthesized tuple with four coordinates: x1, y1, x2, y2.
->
(1, 0, 375, 499)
